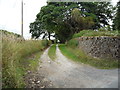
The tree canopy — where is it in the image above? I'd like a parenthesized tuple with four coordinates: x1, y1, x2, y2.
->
(30, 2, 114, 43)
(113, 1, 120, 31)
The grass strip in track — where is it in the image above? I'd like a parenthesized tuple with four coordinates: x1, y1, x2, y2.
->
(59, 44, 118, 69)
(48, 44, 56, 60)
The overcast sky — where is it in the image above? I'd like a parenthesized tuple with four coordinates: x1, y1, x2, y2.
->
(0, 0, 119, 39)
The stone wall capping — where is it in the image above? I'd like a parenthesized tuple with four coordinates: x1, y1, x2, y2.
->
(78, 36, 120, 38)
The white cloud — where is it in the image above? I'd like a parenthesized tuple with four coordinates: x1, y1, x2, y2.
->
(111, 0, 119, 6)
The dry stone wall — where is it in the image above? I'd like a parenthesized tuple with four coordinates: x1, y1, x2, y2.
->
(76, 36, 120, 60)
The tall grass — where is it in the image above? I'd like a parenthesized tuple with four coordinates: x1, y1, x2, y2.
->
(1, 30, 51, 88)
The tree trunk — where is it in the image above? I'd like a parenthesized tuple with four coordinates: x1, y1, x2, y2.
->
(48, 32, 51, 40)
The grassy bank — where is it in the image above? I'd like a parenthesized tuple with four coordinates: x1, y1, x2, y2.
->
(73, 30, 120, 38)
(59, 44, 118, 69)
(48, 44, 56, 60)
(1, 30, 51, 88)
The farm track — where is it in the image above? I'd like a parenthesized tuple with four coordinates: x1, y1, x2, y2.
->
(37, 45, 118, 88)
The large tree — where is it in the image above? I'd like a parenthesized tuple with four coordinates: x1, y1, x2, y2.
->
(30, 2, 114, 43)
(30, 2, 79, 42)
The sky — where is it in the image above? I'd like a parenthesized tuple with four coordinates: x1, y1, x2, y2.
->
(0, 0, 119, 39)
(0, 0, 47, 39)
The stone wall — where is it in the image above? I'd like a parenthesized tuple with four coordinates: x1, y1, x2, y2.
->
(76, 36, 120, 60)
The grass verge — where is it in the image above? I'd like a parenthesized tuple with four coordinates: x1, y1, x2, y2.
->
(2, 40, 49, 88)
(48, 44, 56, 60)
(21, 51, 43, 72)
(59, 44, 118, 69)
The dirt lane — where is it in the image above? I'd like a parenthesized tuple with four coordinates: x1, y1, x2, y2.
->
(38, 45, 118, 88)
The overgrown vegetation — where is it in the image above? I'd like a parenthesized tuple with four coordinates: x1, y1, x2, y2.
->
(59, 43, 118, 69)
(48, 44, 56, 60)
(21, 51, 43, 73)
(73, 30, 120, 38)
(1, 30, 51, 88)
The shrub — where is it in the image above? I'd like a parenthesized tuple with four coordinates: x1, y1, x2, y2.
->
(42, 39, 52, 47)
(67, 39, 79, 48)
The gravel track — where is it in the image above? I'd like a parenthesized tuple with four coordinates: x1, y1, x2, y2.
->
(37, 45, 118, 88)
